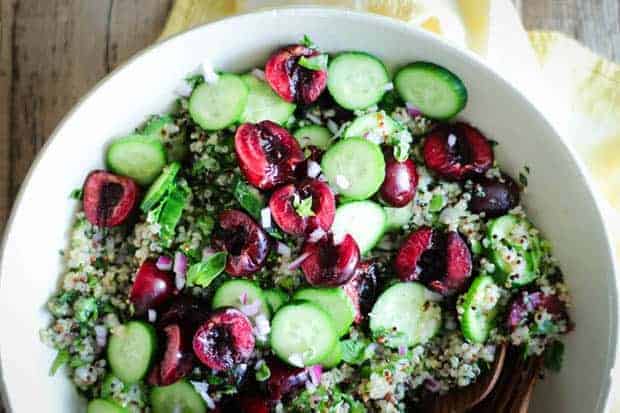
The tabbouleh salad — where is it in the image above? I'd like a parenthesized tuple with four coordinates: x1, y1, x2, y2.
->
(41, 36, 572, 413)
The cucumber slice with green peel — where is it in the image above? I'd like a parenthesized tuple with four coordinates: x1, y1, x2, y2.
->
(321, 138, 385, 201)
(394, 62, 467, 120)
(293, 287, 356, 337)
(189, 73, 248, 130)
(212, 279, 270, 318)
(151, 380, 206, 413)
(87, 399, 128, 413)
(370, 282, 442, 347)
(107, 321, 156, 384)
(384, 202, 414, 232)
(140, 162, 181, 212)
(486, 215, 540, 287)
(265, 288, 289, 313)
(344, 111, 399, 143)
(460, 275, 502, 343)
(142, 115, 174, 136)
(240, 74, 296, 124)
(293, 125, 332, 150)
(327, 52, 390, 110)
(106, 134, 167, 186)
(321, 340, 343, 368)
(270, 302, 338, 367)
(331, 201, 387, 255)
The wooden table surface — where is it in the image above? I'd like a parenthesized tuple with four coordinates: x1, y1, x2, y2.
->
(0, 0, 618, 409)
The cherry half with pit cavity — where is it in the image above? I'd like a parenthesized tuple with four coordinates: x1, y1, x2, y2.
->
(212, 210, 270, 277)
(158, 324, 194, 385)
(129, 260, 175, 315)
(83, 170, 139, 227)
(395, 227, 472, 295)
(193, 308, 255, 372)
(301, 233, 360, 287)
(423, 122, 494, 180)
(265, 45, 327, 105)
(235, 121, 304, 190)
(343, 261, 379, 324)
(269, 179, 335, 235)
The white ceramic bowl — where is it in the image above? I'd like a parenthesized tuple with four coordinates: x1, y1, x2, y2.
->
(0, 7, 617, 413)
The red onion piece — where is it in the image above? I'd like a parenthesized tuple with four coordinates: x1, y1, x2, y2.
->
(406, 102, 423, 118)
(173, 252, 187, 290)
(156, 256, 173, 271)
(308, 365, 322, 386)
(287, 252, 311, 271)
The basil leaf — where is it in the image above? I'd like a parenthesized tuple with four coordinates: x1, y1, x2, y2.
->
(49, 349, 70, 376)
(298, 54, 328, 71)
(429, 194, 445, 212)
(69, 188, 83, 200)
(186, 252, 227, 288)
(234, 179, 265, 219)
(293, 196, 315, 218)
(255, 361, 271, 382)
(300, 34, 316, 49)
(340, 339, 368, 365)
(157, 184, 190, 248)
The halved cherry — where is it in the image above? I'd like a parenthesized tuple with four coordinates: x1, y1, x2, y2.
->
(159, 324, 194, 385)
(507, 290, 570, 332)
(129, 260, 175, 315)
(470, 173, 520, 218)
(380, 153, 419, 207)
(82, 170, 139, 227)
(193, 308, 255, 371)
(235, 121, 304, 190)
(301, 233, 360, 286)
(213, 210, 270, 277)
(269, 179, 335, 235)
(423, 122, 494, 180)
(265, 45, 327, 105)
(266, 357, 309, 401)
(394, 227, 472, 295)
(343, 261, 379, 323)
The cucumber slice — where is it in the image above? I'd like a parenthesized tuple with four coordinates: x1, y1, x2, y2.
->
(331, 201, 387, 255)
(107, 321, 156, 383)
(293, 287, 356, 337)
(140, 162, 181, 212)
(106, 134, 167, 186)
(460, 275, 501, 343)
(321, 138, 385, 201)
(327, 52, 390, 110)
(321, 341, 343, 368)
(270, 302, 338, 367)
(293, 125, 332, 150)
(87, 399, 128, 413)
(151, 380, 206, 413)
(265, 288, 289, 313)
(240, 74, 296, 124)
(394, 62, 467, 120)
(369, 282, 442, 347)
(344, 111, 399, 143)
(384, 202, 414, 232)
(486, 215, 539, 287)
(142, 115, 188, 163)
(189, 73, 248, 130)
(212, 279, 270, 318)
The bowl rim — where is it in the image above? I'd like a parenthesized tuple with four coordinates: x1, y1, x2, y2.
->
(0, 6, 617, 412)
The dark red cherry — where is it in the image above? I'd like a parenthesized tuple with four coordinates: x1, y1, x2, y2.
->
(470, 173, 520, 217)
(380, 154, 418, 207)
(159, 324, 194, 385)
(269, 179, 335, 235)
(129, 260, 175, 315)
(301, 233, 360, 286)
(423, 122, 494, 180)
(212, 210, 270, 277)
(265, 45, 327, 104)
(395, 227, 472, 295)
(235, 121, 304, 190)
(82, 170, 139, 227)
(193, 308, 255, 371)
(343, 261, 379, 323)
(266, 357, 310, 401)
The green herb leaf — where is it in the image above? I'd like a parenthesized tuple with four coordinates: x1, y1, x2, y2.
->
(186, 252, 227, 288)
(518, 172, 528, 187)
(234, 179, 265, 219)
(300, 34, 316, 49)
(69, 188, 83, 200)
(429, 194, 445, 212)
(196, 216, 215, 237)
(543, 340, 565, 372)
(49, 349, 70, 376)
(340, 339, 369, 365)
(185, 73, 205, 89)
(255, 361, 271, 382)
(73, 297, 98, 323)
(156, 184, 190, 248)
(293, 196, 315, 218)
(298, 54, 328, 71)
(390, 128, 413, 162)
(470, 239, 483, 255)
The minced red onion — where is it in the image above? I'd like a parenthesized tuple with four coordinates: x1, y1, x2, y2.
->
(202, 246, 216, 260)
(276, 242, 291, 257)
(406, 102, 423, 118)
(307, 227, 326, 243)
(253, 314, 271, 340)
(156, 256, 173, 271)
(148, 309, 157, 323)
(308, 365, 322, 386)
(424, 377, 441, 393)
(398, 345, 407, 356)
(261, 207, 272, 229)
(240, 300, 262, 317)
(174, 252, 187, 290)
(287, 252, 311, 271)
(307, 160, 321, 178)
(251, 68, 265, 81)
(94, 325, 108, 348)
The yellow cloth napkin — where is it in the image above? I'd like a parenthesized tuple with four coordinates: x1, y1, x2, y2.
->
(160, 1, 620, 410)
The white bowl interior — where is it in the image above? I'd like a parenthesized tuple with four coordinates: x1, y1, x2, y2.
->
(0, 8, 616, 413)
